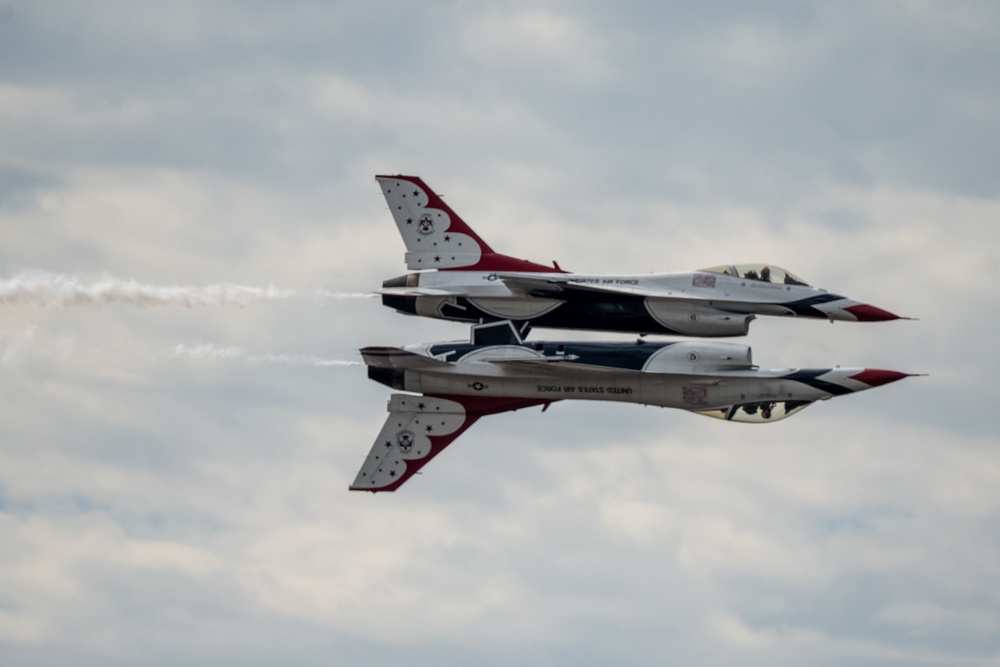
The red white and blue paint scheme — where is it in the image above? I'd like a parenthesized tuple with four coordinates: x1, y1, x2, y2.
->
(377, 174, 905, 337)
(351, 323, 912, 492)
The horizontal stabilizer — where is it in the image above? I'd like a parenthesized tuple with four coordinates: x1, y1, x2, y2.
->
(377, 286, 457, 297)
(361, 346, 450, 370)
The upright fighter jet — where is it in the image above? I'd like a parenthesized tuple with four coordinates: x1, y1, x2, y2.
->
(351, 322, 913, 492)
(376, 175, 905, 337)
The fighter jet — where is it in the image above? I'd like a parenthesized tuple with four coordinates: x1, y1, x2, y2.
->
(376, 174, 905, 337)
(351, 322, 912, 492)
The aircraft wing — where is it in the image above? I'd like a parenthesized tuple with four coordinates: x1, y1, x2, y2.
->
(489, 357, 632, 375)
(497, 274, 699, 301)
(350, 393, 554, 492)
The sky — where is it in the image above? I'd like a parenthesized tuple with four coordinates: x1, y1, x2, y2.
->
(1, 1, 999, 665)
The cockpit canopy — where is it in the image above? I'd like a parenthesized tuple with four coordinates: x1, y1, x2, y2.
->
(700, 264, 809, 286)
(697, 400, 812, 423)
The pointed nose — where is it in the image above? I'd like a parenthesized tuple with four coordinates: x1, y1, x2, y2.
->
(843, 303, 900, 321)
(849, 369, 912, 387)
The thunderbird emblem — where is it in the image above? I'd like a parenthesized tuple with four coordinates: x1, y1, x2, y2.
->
(396, 430, 415, 452)
(417, 215, 434, 235)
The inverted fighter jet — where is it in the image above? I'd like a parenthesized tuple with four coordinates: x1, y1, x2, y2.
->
(351, 322, 912, 492)
(376, 174, 904, 337)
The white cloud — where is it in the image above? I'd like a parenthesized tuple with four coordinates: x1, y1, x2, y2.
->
(460, 8, 612, 85)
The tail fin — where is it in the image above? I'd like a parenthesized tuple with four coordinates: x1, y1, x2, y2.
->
(350, 393, 554, 492)
(376, 174, 563, 273)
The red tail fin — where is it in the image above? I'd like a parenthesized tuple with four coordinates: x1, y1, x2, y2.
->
(376, 174, 563, 273)
(349, 393, 555, 492)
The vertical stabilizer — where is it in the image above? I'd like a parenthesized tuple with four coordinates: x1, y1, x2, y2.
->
(375, 174, 563, 273)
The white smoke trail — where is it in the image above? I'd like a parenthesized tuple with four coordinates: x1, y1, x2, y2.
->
(0, 270, 375, 308)
(1, 331, 359, 372)
(173, 343, 360, 367)
(309, 289, 379, 300)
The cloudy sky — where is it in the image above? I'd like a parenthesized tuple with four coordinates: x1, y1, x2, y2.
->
(2, 1, 999, 665)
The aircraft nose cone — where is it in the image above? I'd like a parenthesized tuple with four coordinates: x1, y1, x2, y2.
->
(844, 303, 900, 321)
(850, 369, 912, 387)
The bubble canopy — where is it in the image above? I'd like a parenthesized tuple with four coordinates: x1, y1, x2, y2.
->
(697, 400, 813, 423)
(699, 264, 810, 286)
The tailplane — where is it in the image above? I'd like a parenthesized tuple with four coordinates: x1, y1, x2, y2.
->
(376, 174, 563, 273)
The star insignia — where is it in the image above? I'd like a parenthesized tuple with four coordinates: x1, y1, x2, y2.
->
(406, 218, 413, 224)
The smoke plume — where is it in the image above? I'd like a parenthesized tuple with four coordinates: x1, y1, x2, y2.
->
(0, 270, 373, 308)
(173, 343, 360, 367)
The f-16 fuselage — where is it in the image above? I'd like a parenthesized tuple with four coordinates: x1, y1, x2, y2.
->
(382, 266, 894, 337)
(376, 174, 903, 337)
(364, 338, 906, 417)
(352, 334, 911, 491)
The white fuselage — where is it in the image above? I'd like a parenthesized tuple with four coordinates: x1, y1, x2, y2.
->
(384, 270, 878, 332)
(363, 339, 885, 421)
